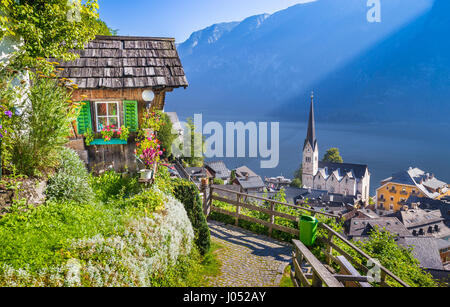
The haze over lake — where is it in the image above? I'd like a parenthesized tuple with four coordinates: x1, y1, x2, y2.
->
(170, 110, 450, 195)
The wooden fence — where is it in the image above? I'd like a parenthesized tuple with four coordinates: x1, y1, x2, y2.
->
(203, 185, 340, 237)
(201, 183, 410, 287)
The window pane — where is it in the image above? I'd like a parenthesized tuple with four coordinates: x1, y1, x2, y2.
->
(97, 103, 107, 116)
(108, 103, 118, 116)
(109, 117, 118, 128)
(97, 117, 108, 131)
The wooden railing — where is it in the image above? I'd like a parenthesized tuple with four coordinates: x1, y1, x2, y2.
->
(291, 239, 343, 287)
(317, 223, 410, 287)
(203, 185, 340, 238)
(201, 184, 410, 287)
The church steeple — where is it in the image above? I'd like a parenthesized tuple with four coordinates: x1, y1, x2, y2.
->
(304, 91, 317, 150)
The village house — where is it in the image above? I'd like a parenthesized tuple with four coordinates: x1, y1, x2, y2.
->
(60, 35, 188, 172)
(265, 176, 292, 191)
(205, 161, 232, 184)
(376, 167, 450, 213)
(232, 166, 265, 193)
(394, 207, 450, 240)
(436, 239, 450, 269)
(346, 217, 411, 241)
(301, 93, 371, 203)
(397, 237, 446, 274)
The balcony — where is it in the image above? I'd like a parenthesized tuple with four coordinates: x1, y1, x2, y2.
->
(389, 188, 397, 194)
(400, 190, 408, 196)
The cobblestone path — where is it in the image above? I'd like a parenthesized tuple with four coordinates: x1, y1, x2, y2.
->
(208, 220, 292, 287)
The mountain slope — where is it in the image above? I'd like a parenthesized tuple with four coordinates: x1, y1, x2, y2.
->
(169, 0, 438, 122)
(279, 0, 450, 123)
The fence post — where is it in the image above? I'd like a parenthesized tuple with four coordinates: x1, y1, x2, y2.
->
(235, 192, 241, 226)
(268, 202, 275, 237)
(326, 229, 334, 266)
(201, 179, 208, 217)
(311, 272, 322, 287)
(380, 270, 387, 287)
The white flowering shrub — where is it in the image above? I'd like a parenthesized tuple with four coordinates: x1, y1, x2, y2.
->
(0, 193, 195, 287)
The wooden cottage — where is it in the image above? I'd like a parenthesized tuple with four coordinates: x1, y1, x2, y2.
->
(61, 35, 188, 173)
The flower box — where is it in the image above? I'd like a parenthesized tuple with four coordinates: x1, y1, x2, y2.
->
(89, 139, 128, 146)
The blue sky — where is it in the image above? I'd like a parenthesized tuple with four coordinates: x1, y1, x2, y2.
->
(98, 0, 315, 42)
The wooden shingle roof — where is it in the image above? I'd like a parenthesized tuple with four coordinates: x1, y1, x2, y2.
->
(59, 35, 188, 89)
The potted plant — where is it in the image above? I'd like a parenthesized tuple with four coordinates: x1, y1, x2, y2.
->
(84, 128, 94, 146)
(141, 109, 163, 139)
(117, 125, 130, 141)
(135, 134, 163, 180)
(101, 125, 115, 142)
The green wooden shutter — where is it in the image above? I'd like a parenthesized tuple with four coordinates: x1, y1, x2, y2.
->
(76, 101, 92, 135)
(123, 100, 139, 132)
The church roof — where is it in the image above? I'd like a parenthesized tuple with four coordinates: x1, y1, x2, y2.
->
(304, 92, 317, 151)
(318, 161, 369, 180)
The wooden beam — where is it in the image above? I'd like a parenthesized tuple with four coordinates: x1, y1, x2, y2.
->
(319, 223, 410, 287)
(335, 256, 372, 287)
(212, 186, 339, 218)
(292, 240, 343, 288)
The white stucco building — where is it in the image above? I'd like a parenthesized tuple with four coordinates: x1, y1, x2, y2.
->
(302, 93, 371, 203)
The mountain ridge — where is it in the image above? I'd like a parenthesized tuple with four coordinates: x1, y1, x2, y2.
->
(171, 0, 445, 123)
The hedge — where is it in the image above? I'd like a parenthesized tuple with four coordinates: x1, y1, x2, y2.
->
(171, 178, 211, 255)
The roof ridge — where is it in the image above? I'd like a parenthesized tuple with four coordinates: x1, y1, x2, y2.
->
(95, 35, 176, 42)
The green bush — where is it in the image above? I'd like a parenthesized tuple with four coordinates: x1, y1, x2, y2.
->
(0, 201, 125, 271)
(89, 171, 141, 203)
(46, 148, 94, 203)
(3, 75, 76, 177)
(171, 178, 211, 255)
(355, 228, 437, 287)
(213, 178, 225, 185)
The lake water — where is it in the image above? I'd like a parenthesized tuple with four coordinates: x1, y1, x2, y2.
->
(170, 111, 450, 195)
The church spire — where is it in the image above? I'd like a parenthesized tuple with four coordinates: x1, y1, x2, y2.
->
(304, 91, 317, 150)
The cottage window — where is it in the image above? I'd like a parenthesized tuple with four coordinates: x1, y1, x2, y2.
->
(95, 102, 120, 132)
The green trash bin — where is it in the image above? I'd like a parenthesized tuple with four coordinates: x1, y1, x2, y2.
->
(299, 215, 318, 247)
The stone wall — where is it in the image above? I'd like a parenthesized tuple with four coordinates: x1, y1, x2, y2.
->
(0, 179, 47, 216)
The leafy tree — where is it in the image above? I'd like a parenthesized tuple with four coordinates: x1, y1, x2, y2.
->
(90, 18, 116, 36)
(323, 148, 343, 163)
(230, 170, 236, 184)
(356, 228, 438, 287)
(291, 164, 303, 188)
(0, 0, 107, 68)
(157, 112, 177, 160)
(180, 117, 205, 167)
